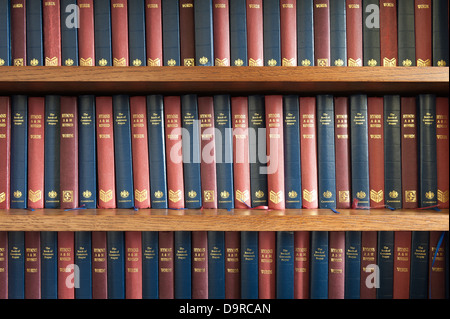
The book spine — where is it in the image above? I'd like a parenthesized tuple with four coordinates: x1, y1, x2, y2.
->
(78, 95, 97, 209)
(225, 231, 240, 299)
(0, 97, 11, 209)
(377, 231, 394, 299)
(276, 231, 294, 299)
(294, 231, 310, 299)
(214, 95, 234, 209)
(436, 97, 449, 208)
(162, 0, 180, 66)
(40, 231, 58, 299)
(142, 231, 159, 299)
(107, 231, 125, 299)
(192, 231, 208, 299)
(57, 231, 74, 299)
(78, 0, 95, 66)
(181, 94, 202, 209)
(229, 0, 247, 66)
(401, 97, 419, 209)
(0, 232, 6, 299)
(61, 0, 78, 66)
(344, 231, 361, 299)
(194, 0, 214, 66)
(240, 231, 258, 299)
(208, 231, 225, 299)
(246, 0, 264, 66)
(94, 0, 112, 66)
(110, 0, 128, 66)
(433, 0, 449, 66)
(360, 231, 377, 299)
(310, 231, 328, 299)
(199, 96, 218, 209)
(174, 231, 191, 299)
(125, 231, 142, 299)
(27, 97, 45, 209)
(213, 0, 230, 66)
(410, 231, 429, 299)
(300, 97, 318, 208)
(179, 0, 195, 66)
(263, 0, 281, 67)
(130, 96, 151, 208)
(43, 0, 61, 66)
(92, 231, 107, 299)
(330, 0, 347, 66)
(362, 0, 380, 66)
(0, 0, 10, 66)
(429, 231, 446, 299)
(328, 231, 345, 299)
(393, 231, 412, 299)
(24, 231, 40, 299)
(313, 0, 331, 66)
(11, 0, 26, 66)
(26, 0, 43, 66)
(44, 96, 60, 208)
(297, 0, 314, 66)
(128, 0, 146, 66)
(346, 0, 363, 66)
(147, 95, 168, 208)
(60, 97, 78, 209)
(258, 231, 276, 299)
(379, 0, 398, 66)
(415, 0, 432, 66)
(113, 95, 134, 209)
(368, 97, 384, 208)
(266, 95, 285, 209)
(8, 231, 24, 299)
(280, 0, 296, 66)
(398, 0, 416, 66)
(145, 0, 162, 66)
(75, 231, 92, 299)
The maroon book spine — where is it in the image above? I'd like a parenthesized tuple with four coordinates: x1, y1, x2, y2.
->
(225, 231, 240, 299)
(0, 97, 11, 210)
(436, 97, 449, 209)
(192, 231, 208, 299)
(415, 0, 432, 66)
(379, 0, 398, 66)
(180, 0, 196, 66)
(328, 231, 345, 299)
(25, 231, 40, 299)
(258, 231, 276, 299)
(0, 232, 7, 299)
(313, 0, 331, 66)
(213, 0, 231, 66)
(92, 231, 108, 299)
(145, 0, 163, 66)
(246, 0, 264, 66)
(360, 231, 377, 299)
(429, 231, 446, 299)
(346, 0, 363, 66)
(159, 231, 174, 299)
(125, 231, 142, 299)
(393, 231, 411, 299)
(111, 0, 129, 66)
(280, 0, 297, 66)
(294, 231, 310, 299)
(78, 0, 95, 66)
(43, 0, 61, 66)
(58, 231, 75, 299)
(11, 0, 26, 66)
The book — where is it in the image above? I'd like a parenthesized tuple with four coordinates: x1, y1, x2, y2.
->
(60, 0, 78, 66)
(225, 231, 240, 299)
(346, 0, 363, 66)
(329, 0, 347, 66)
(179, 0, 195, 66)
(125, 231, 142, 299)
(377, 231, 394, 299)
(398, 0, 416, 66)
(410, 231, 429, 299)
(368, 97, 384, 208)
(294, 231, 310, 299)
(429, 231, 446, 299)
(75, 231, 92, 299)
(258, 231, 276, 299)
(107, 231, 125, 299)
(11, 0, 27, 66)
(174, 231, 191, 299)
(110, 0, 129, 66)
(142, 231, 159, 299)
(8, 231, 25, 299)
(40, 231, 58, 299)
(276, 231, 294, 299)
(414, 0, 432, 66)
(379, 0, 398, 66)
(313, 0, 331, 66)
(433, 0, 449, 66)
(436, 97, 449, 208)
(159, 231, 174, 299)
(94, 0, 112, 66)
(145, 0, 163, 66)
(360, 231, 377, 299)
(393, 231, 411, 299)
(162, 0, 180, 66)
(43, 0, 61, 66)
(194, 0, 214, 66)
(192, 231, 208, 299)
(344, 231, 361, 299)
(280, 0, 297, 66)
(57, 231, 75, 299)
(26, 0, 43, 66)
(128, 0, 146, 66)
(297, 0, 314, 66)
(24, 231, 40, 299)
(263, 0, 281, 67)
(362, 0, 380, 66)
(310, 231, 328, 299)
(208, 231, 225, 299)
(241, 231, 258, 299)
(213, 0, 231, 66)
(328, 231, 345, 299)
(78, 0, 95, 66)
(44, 96, 60, 208)
(0, 97, 11, 209)
(0, 232, 6, 299)
(0, 0, 10, 66)
(92, 231, 107, 299)
(246, 0, 264, 66)
(229, 0, 247, 66)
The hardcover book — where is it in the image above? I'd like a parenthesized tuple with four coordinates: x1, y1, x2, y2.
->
(276, 231, 294, 299)
(24, 231, 40, 299)
(43, 0, 61, 66)
(297, 0, 314, 66)
(258, 231, 276, 299)
(379, 0, 398, 66)
(225, 231, 240, 298)
(142, 231, 159, 299)
(345, 231, 361, 299)
(194, 0, 214, 66)
(8, 231, 25, 299)
(92, 231, 107, 299)
(213, 0, 231, 66)
(398, 0, 416, 66)
(329, 0, 347, 66)
(362, 0, 380, 66)
(179, 0, 195, 66)
(128, 0, 146, 66)
(429, 231, 446, 299)
(0, 97, 11, 209)
(241, 231, 258, 299)
(94, 0, 112, 66)
(280, 0, 297, 66)
(263, 0, 281, 67)
(192, 231, 208, 299)
(377, 231, 394, 299)
(208, 231, 225, 299)
(78, 0, 95, 66)
(310, 231, 328, 299)
(436, 97, 449, 208)
(174, 231, 191, 299)
(145, 0, 163, 66)
(61, 0, 78, 66)
(410, 231, 429, 299)
(433, 0, 449, 66)
(346, 0, 363, 66)
(75, 231, 92, 299)
(107, 231, 125, 299)
(368, 97, 384, 208)
(111, 0, 129, 66)
(360, 231, 377, 299)
(328, 231, 345, 299)
(125, 231, 142, 299)
(44, 96, 60, 208)
(26, 0, 43, 66)
(393, 231, 411, 299)
(229, 0, 247, 66)
(0, 232, 6, 298)
(11, 0, 27, 66)
(40, 231, 58, 299)
(294, 231, 310, 299)
(0, 1, 10, 66)
(246, 0, 264, 66)
(414, 0, 432, 66)
(162, 0, 180, 66)
(313, 0, 331, 66)
(58, 231, 75, 299)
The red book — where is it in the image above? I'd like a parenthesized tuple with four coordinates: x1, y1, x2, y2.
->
(368, 97, 385, 208)
(60, 97, 78, 210)
(429, 231, 446, 299)
(192, 231, 208, 299)
(334, 97, 351, 209)
(280, 0, 297, 66)
(25, 231, 40, 299)
(125, 231, 142, 299)
(328, 231, 345, 299)
(436, 97, 449, 209)
(300, 97, 318, 208)
(27, 97, 45, 209)
(111, 0, 129, 66)
(415, 0, 432, 66)
(0, 232, 7, 299)
(231, 97, 251, 208)
(145, 0, 163, 66)
(265, 95, 285, 209)
(159, 231, 174, 299)
(78, 0, 95, 66)
(393, 231, 411, 299)
(401, 97, 419, 209)
(92, 231, 108, 299)
(0, 97, 11, 210)
(313, 0, 331, 66)
(246, 0, 263, 66)
(58, 231, 75, 299)
(43, 0, 61, 66)
(225, 231, 240, 299)
(164, 96, 184, 209)
(360, 231, 377, 299)
(213, 0, 231, 66)
(198, 97, 218, 209)
(294, 231, 309, 299)
(379, 0, 398, 66)
(180, 0, 196, 66)
(96, 97, 116, 208)
(11, 0, 26, 66)
(258, 231, 276, 299)
(130, 97, 151, 208)
(346, 0, 363, 66)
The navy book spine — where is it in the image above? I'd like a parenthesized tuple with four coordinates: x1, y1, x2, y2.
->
(26, 0, 43, 66)
(310, 231, 328, 299)
(40, 231, 58, 299)
(128, 0, 146, 66)
(162, 0, 180, 66)
(397, 0, 416, 66)
(362, 0, 380, 66)
(44, 95, 61, 208)
(214, 95, 234, 210)
(107, 231, 125, 299)
(147, 95, 168, 208)
(229, 0, 247, 66)
(263, 0, 281, 66)
(240, 231, 258, 299)
(410, 231, 429, 299)
(0, 0, 11, 66)
(113, 95, 134, 209)
(194, 0, 214, 66)
(61, 0, 79, 66)
(174, 231, 192, 299)
(8, 231, 25, 299)
(329, 0, 347, 66)
(10, 95, 28, 209)
(208, 231, 225, 299)
(94, 0, 112, 66)
(344, 231, 361, 299)
(181, 94, 202, 209)
(75, 231, 92, 299)
(142, 231, 159, 299)
(297, 0, 314, 66)
(377, 231, 394, 299)
(433, 0, 449, 66)
(276, 231, 294, 299)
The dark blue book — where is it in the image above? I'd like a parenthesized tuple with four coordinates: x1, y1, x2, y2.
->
(433, 0, 449, 66)
(174, 231, 191, 299)
(26, 0, 43, 66)
(194, 0, 214, 66)
(229, 0, 247, 66)
(418, 94, 438, 208)
(377, 231, 394, 299)
(283, 95, 302, 209)
(181, 94, 202, 209)
(350, 95, 370, 208)
(75, 231, 92, 299)
(142, 231, 159, 299)
(113, 95, 134, 209)
(147, 95, 168, 209)
(78, 95, 97, 209)
(248, 95, 268, 208)
(214, 95, 234, 210)
(263, 0, 281, 66)
(41, 231, 58, 299)
(362, 0, 380, 66)
(0, 0, 10, 66)
(44, 96, 60, 208)
(10, 95, 27, 209)
(162, 0, 180, 66)
(384, 95, 402, 209)
(61, 0, 79, 66)
(317, 95, 337, 209)
(107, 231, 125, 299)
(8, 231, 25, 299)
(410, 231, 429, 299)
(241, 231, 258, 299)
(276, 231, 294, 299)
(310, 231, 328, 299)
(329, 0, 347, 66)
(297, 0, 314, 66)
(344, 231, 361, 299)
(208, 231, 225, 299)
(398, 0, 416, 67)
(94, 0, 112, 66)
(128, 0, 146, 66)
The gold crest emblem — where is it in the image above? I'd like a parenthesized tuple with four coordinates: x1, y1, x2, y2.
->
(98, 58, 108, 66)
(167, 59, 177, 66)
(348, 58, 362, 67)
(215, 58, 229, 66)
(438, 190, 449, 203)
(437, 60, 447, 67)
(82, 190, 92, 199)
(357, 191, 366, 199)
(0, 58, 4, 66)
(120, 190, 129, 198)
(249, 58, 263, 66)
(368, 59, 378, 67)
(370, 190, 384, 203)
(14, 58, 24, 66)
(339, 191, 349, 203)
(48, 190, 58, 199)
(282, 58, 296, 66)
(199, 56, 209, 65)
(234, 59, 244, 66)
(425, 191, 435, 200)
(135, 189, 148, 203)
(133, 59, 142, 66)
(417, 59, 431, 67)
(29, 190, 42, 203)
(301, 59, 311, 66)
(323, 190, 333, 199)
(65, 58, 74, 66)
(188, 190, 197, 199)
(30, 58, 39, 66)
(184, 58, 195, 66)
(405, 190, 416, 203)
(402, 59, 412, 67)
(220, 190, 230, 199)
(45, 57, 59, 66)
(13, 190, 22, 198)
(268, 59, 277, 66)
(154, 190, 164, 199)
(288, 190, 298, 199)
(317, 58, 329, 66)
(100, 189, 113, 203)
(255, 190, 265, 199)
(389, 190, 399, 199)
(334, 59, 344, 66)
(303, 189, 316, 203)
(270, 191, 283, 204)
(62, 190, 73, 203)
(236, 190, 250, 203)
(383, 57, 397, 67)
(148, 58, 161, 66)
(169, 190, 182, 203)
(113, 57, 127, 66)
(80, 57, 93, 66)
(0, 192, 5, 203)
(204, 190, 215, 203)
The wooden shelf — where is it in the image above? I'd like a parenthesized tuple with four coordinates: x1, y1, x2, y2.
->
(0, 66, 448, 95)
(0, 209, 448, 232)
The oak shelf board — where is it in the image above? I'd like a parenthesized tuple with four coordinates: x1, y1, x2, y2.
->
(0, 66, 448, 95)
(0, 208, 448, 232)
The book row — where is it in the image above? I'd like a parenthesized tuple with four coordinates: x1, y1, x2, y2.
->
(0, 0, 448, 68)
(0, 230, 448, 299)
(0, 93, 448, 211)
